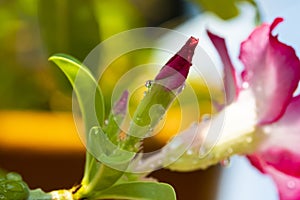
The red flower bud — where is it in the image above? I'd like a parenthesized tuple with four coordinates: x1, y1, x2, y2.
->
(155, 37, 199, 90)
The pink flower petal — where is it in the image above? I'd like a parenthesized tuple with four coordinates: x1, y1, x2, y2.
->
(248, 155, 300, 200)
(248, 96, 300, 199)
(207, 31, 238, 104)
(239, 18, 300, 124)
(258, 96, 300, 176)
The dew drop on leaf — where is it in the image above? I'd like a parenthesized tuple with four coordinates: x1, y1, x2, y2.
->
(227, 147, 233, 154)
(145, 80, 153, 88)
(199, 146, 207, 157)
(186, 149, 193, 155)
(246, 136, 253, 143)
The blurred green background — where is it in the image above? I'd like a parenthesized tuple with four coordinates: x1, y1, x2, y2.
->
(0, 0, 257, 112)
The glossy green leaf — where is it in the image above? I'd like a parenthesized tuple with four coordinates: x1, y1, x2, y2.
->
(50, 54, 126, 196)
(49, 54, 105, 184)
(0, 173, 30, 200)
(95, 182, 176, 200)
(49, 54, 105, 132)
(28, 189, 52, 200)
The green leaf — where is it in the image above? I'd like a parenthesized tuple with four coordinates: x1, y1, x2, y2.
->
(50, 54, 126, 197)
(28, 189, 52, 200)
(0, 173, 30, 200)
(49, 53, 105, 134)
(49, 54, 105, 184)
(95, 182, 176, 200)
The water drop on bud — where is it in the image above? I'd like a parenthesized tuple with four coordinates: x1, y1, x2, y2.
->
(145, 80, 153, 88)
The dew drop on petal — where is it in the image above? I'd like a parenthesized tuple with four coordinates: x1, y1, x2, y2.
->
(287, 181, 296, 189)
(157, 160, 163, 165)
(186, 149, 193, 155)
(220, 158, 231, 167)
(263, 126, 272, 135)
(201, 114, 211, 122)
(242, 82, 249, 89)
(169, 157, 177, 163)
(246, 136, 253, 143)
(192, 160, 198, 165)
(199, 146, 207, 157)
(149, 163, 155, 169)
(227, 147, 233, 154)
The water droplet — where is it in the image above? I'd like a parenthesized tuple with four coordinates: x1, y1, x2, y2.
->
(263, 126, 272, 135)
(167, 138, 182, 150)
(149, 163, 155, 169)
(104, 119, 109, 125)
(186, 149, 193, 155)
(157, 160, 163, 165)
(145, 80, 153, 88)
(192, 160, 198, 165)
(220, 158, 231, 167)
(199, 146, 207, 157)
(246, 136, 253, 143)
(242, 82, 249, 89)
(169, 157, 177, 162)
(227, 148, 233, 154)
(201, 114, 211, 122)
(287, 181, 296, 189)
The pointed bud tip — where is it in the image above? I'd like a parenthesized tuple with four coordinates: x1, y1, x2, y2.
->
(177, 36, 199, 63)
(188, 36, 199, 48)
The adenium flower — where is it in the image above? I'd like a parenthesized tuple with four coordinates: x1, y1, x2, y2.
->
(209, 17, 300, 200)
(137, 18, 300, 199)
